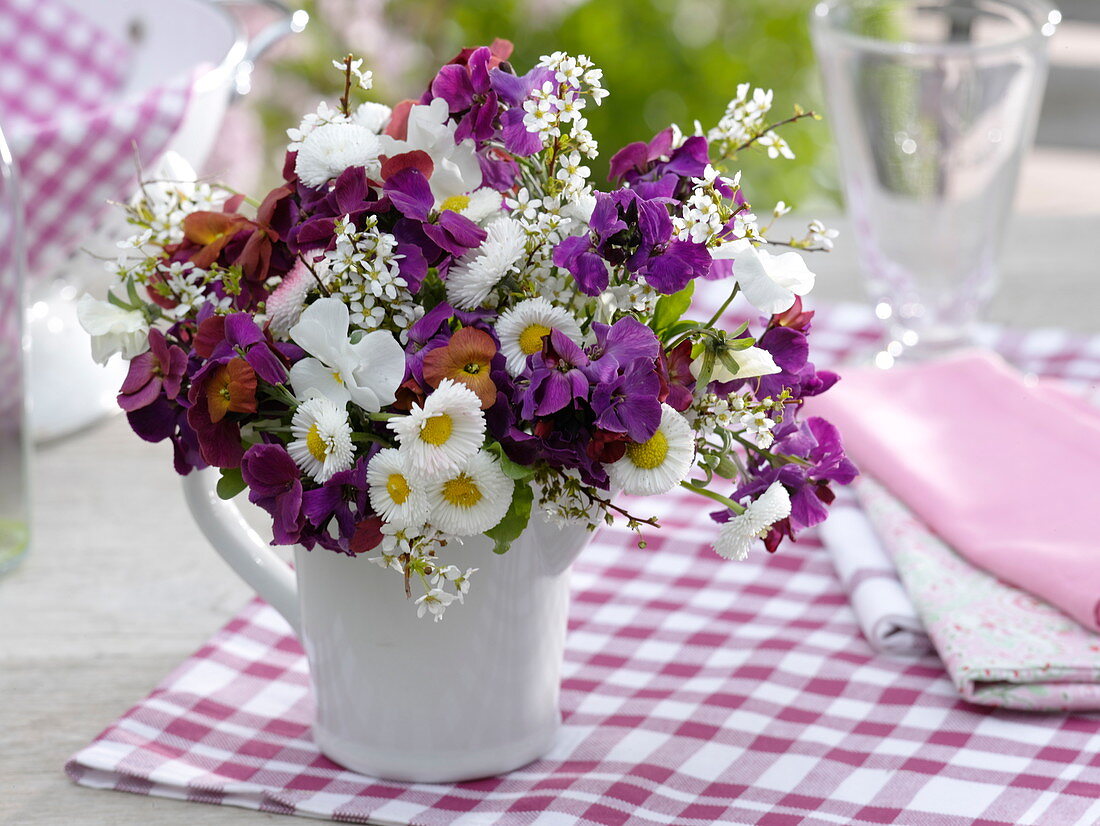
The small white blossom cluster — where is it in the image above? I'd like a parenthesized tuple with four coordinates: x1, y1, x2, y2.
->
(367, 527, 477, 622)
(506, 187, 594, 312)
(692, 392, 747, 439)
(325, 215, 423, 342)
(693, 391, 789, 450)
(523, 51, 606, 164)
(807, 219, 839, 251)
(155, 260, 232, 320)
(333, 56, 373, 92)
(708, 83, 793, 161)
(671, 165, 762, 247)
(600, 277, 660, 319)
(535, 468, 605, 531)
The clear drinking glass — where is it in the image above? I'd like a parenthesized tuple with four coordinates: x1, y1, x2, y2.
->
(0, 124, 31, 575)
(812, 0, 1058, 364)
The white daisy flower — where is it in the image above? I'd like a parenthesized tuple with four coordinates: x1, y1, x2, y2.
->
(295, 122, 382, 188)
(415, 587, 457, 622)
(605, 404, 695, 496)
(426, 450, 514, 537)
(713, 481, 792, 561)
(288, 396, 355, 483)
(495, 297, 584, 376)
(438, 187, 504, 225)
(366, 448, 429, 529)
(445, 217, 527, 310)
(387, 378, 486, 475)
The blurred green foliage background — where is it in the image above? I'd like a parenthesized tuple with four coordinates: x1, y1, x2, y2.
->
(236, 0, 837, 211)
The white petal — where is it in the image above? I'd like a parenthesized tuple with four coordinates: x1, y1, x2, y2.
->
(289, 357, 352, 405)
(729, 346, 780, 379)
(764, 250, 815, 296)
(729, 244, 797, 316)
(348, 330, 407, 410)
(290, 297, 349, 359)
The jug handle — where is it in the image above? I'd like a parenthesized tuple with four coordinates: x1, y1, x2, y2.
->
(182, 468, 300, 634)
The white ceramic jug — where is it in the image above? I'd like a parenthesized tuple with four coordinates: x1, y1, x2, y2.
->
(182, 468, 594, 783)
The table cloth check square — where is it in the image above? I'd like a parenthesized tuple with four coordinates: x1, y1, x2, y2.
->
(67, 304, 1100, 825)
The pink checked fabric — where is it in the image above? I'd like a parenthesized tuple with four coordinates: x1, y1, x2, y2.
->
(0, 0, 193, 278)
(66, 305, 1100, 825)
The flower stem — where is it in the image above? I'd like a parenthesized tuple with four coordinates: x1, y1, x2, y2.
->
(703, 283, 740, 330)
(680, 481, 745, 513)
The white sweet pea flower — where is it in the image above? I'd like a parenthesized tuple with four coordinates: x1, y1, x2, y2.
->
(76, 294, 149, 365)
(379, 98, 482, 207)
(711, 239, 815, 315)
(691, 344, 780, 384)
(288, 297, 405, 412)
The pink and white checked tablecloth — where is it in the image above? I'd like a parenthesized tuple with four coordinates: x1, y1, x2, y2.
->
(66, 305, 1100, 825)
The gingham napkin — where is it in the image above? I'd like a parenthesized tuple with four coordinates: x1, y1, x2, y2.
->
(65, 306, 1100, 825)
(0, 0, 194, 278)
(818, 498, 931, 656)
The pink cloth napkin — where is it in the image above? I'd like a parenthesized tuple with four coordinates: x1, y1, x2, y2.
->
(806, 350, 1100, 632)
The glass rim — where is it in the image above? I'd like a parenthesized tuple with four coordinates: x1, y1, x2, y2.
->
(810, 0, 1060, 57)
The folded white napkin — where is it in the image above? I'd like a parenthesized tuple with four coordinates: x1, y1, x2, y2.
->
(819, 502, 931, 657)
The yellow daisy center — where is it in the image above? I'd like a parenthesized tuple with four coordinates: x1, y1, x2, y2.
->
(439, 194, 470, 213)
(519, 323, 552, 355)
(386, 473, 411, 505)
(306, 424, 329, 462)
(626, 429, 669, 470)
(442, 473, 483, 508)
(419, 412, 453, 446)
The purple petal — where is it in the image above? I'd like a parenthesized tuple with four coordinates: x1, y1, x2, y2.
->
(431, 64, 475, 111)
(608, 140, 650, 182)
(126, 396, 176, 442)
(119, 351, 156, 395)
(384, 168, 434, 222)
(118, 376, 162, 412)
(553, 235, 608, 296)
(500, 109, 543, 157)
(245, 344, 288, 385)
(303, 483, 343, 526)
(642, 240, 712, 294)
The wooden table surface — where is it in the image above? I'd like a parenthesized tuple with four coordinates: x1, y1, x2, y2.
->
(1, 213, 1097, 825)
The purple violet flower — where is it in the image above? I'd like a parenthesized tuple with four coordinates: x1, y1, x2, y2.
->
(302, 454, 372, 555)
(117, 329, 187, 412)
(241, 443, 305, 546)
(585, 316, 661, 382)
(591, 358, 662, 442)
(521, 330, 591, 419)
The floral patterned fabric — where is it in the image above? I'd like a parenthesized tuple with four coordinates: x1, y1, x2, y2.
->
(858, 478, 1100, 711)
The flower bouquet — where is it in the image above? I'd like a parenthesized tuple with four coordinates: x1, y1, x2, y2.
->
(81, 42, 855, 622)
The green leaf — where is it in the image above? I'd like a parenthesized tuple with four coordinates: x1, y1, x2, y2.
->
(717, 350, 742, 376)
(651, 281, 694, 338)
(484, 440, 536, 481)
(485, 482, 534, 554)
(216, 467, 247, 500)
(726, 336, 757, 351)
